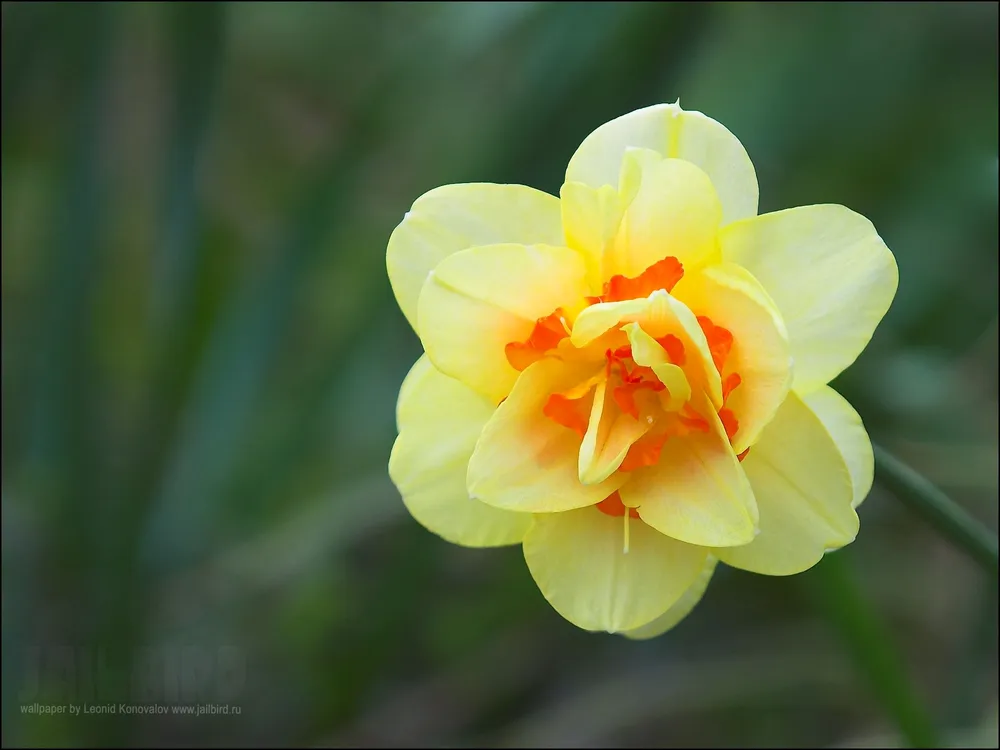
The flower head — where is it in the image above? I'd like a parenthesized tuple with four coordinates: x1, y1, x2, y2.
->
(387, 102, 897, 637)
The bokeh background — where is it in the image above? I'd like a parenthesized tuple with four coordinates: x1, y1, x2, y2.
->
(2, 2, 997, 747)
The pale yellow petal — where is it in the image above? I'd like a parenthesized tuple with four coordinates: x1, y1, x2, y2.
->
(621, 556, 718, 640)
(719, 205, 898, 393)
(571, 291, 723, 408)
(715, 391, 858, 576)
(578, 379, 652, 485)
(468, 358, 626, 513)
(417, 243, 590, 403)
(608, 155, 723, 278)
(801, 386, 874, 509)
(389, 356, 532, 547)
(673, 263, 792, 453)
(569, 296, 648, 348)
(565, 101, 759, 225)
(429, 243, 590, 320)
(387, 184, 563, 333)
(617, 146, 665, 198)
(523, 507, 708, 633)
(625, 391, 758, 547)
(560, 181, 625, 291)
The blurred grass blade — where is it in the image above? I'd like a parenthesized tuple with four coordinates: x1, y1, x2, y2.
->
(141, 13, 399, 571)
(95, 5, 229, 746)
(946, 579, 998, 729)
(130, 2, 229, 553)
(13, 4, 114, 745)
(874, 444, 999, 574)
(153, 1, 227, 330)
(807, 554, 939, 748)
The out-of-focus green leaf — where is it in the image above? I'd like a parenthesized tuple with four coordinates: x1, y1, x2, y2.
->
(806, 553, 939, 748)
(874, 444, 999, 574)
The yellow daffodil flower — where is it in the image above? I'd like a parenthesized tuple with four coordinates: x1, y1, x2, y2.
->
(387, 101, 898, 638)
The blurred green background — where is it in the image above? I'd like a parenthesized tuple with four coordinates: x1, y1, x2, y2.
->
(2, 2, 997, 747)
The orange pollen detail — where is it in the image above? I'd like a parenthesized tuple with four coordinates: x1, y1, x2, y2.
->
(601, 256, 685, 303)
(542, 393, 589, 439)
(505, 308, 569, 371)
(596, 491, 640, 518)
(697, 315, 734, 374)
(656, 334, 686, 366)
(737, 448, 750, 462)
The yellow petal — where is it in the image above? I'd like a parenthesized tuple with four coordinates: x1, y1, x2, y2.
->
(616, 146, 662, 198)
(715, 391, 858, 576)
(623, 322, 692, 409)
(571, 291, 723, 408)
(417, 243, 590, 403)
(565, 101, 759, 225)
(578, 379, 653, 485)
(625, 391, 758, 547)
(801, 386, 874, 509)
(719, 205, 898, 394)
(387, 184, 564, 334)
(673, 263, 792, 453)
(560, 181, 625, 291)
(389, 356, 532, 547)
(607, 155, 723, 278)
(522, 506, 708, 633)
(468, 358, 626, 513)
(621, 556, 717, 640)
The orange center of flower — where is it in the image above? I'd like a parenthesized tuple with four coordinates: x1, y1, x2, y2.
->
(504, 254, 752, 528)
(605, 344, 665, 419)
(504, 257, 687, 374)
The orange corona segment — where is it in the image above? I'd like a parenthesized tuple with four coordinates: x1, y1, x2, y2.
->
(694, 313, 746, 452)
(601, 256, 685, 303)
(505, 308, 571, 372)
(657, 334, 686, 366)
(618, 432, 668, 471)
(541, 391, 590, 439)
(596, 491, 640, 519)
(697, 315, 732, 373)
